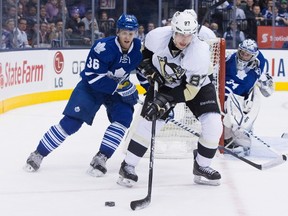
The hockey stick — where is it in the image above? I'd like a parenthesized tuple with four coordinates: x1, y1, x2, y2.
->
(168, 116, 287, 170)
(170, 115, 287, 170)
(130, 82, 159, 211)
(243, 129, 287, 160)
(198, 0, 227, 32)
(223, 88, 287, 164)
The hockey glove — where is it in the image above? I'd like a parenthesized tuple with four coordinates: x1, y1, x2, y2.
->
(117, 81, 139, 106)
(138, 59, 165, 86)
(258, 73, 274, 97)
(144, 93, 174, 121)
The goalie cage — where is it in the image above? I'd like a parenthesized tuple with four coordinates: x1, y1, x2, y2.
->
(125, 38, 226, 159)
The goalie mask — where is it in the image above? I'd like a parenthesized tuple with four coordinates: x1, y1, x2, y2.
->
(117, 14, 139, 31)
(237, 39, 259, 70)
(171, 10, 198, 37)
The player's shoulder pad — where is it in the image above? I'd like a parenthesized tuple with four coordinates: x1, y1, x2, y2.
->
(256, 50, 265, 62)
(145, 26, 172, 52)
(186, 37, 210, 58)
(92, 36, 116, 53)
(198, 25, 216, 40)
(226, 52, 236, 62)
(91, 36, 118, 61)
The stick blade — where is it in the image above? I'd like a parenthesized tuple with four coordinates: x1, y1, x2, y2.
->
(130, 197, 151, 211)
(260, 155, 287, 170)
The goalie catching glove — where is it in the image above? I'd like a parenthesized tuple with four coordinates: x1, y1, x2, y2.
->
(144, 93, 174, 121)
(137, 59, 165, 86)
(258, 73, 273, 97)
(117, 81, 139, 106)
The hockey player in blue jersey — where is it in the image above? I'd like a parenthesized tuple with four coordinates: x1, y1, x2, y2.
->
(223, 39, 274, 154)
(24, 14, 142, 176)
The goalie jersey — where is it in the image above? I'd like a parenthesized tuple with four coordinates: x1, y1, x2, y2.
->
(80, 36, 142, 94)
(225, 51, 266, 98)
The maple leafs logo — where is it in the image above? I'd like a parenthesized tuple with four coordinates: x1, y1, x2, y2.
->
(94, 42, 106, 54)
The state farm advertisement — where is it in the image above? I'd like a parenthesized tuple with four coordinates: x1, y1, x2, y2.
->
(0, 49, 87, 101)
(257, 26, 288, 49)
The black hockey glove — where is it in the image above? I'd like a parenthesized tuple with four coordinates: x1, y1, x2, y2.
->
(117, 81, 139, 106)
(138, 59, 165, 86)
(144, 93, 174, 121)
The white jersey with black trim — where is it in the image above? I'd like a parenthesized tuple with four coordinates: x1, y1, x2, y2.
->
(144, 26, 211, 89)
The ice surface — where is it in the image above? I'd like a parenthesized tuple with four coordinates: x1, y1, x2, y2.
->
(1, 92, 288, 216)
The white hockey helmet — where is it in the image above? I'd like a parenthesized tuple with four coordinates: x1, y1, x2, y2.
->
(183, 9, 197, 20)
(171, 11, 198, 36)
(237, 39, 259, 70)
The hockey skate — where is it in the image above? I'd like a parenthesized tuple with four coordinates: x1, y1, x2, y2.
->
(193, 150, 221, 186)
(117, 160, 138, 187)
(24, 150, 44, 172)
(87, 152, 108, 177)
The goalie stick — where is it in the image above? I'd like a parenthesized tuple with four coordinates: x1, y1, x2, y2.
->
(130, 82, 159, 211)
(168, 117, 287, 170)
(222, 88, 287, 168)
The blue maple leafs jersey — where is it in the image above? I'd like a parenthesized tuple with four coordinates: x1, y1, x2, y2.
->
(80, 36, 142, 94)
(225, 51, 266, 98)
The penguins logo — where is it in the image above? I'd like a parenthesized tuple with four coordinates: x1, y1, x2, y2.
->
(157, 56, 186, 83)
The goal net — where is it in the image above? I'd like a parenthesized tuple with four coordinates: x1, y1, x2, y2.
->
(152, 38, 226, 158)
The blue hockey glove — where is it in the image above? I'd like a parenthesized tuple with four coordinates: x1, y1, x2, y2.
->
(117, 81, 139, 106)
(144, 93, 174, 121)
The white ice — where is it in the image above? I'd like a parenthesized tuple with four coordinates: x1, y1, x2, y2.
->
(1, 92, 288, 216)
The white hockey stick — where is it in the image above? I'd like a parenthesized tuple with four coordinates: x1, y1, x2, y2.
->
(168, 116, 287, 170)
(223, 88, 287, 163)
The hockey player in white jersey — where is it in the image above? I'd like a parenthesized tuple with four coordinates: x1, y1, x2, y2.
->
(24, 14, 142, 176)
(223, 39, 273, 154)
(118, 10, 223, 187)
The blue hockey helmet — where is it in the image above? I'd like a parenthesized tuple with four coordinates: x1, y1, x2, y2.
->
(117, 14, 139, 31)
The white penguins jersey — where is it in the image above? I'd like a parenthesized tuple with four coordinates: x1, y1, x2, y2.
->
(144, 26, 211, 89)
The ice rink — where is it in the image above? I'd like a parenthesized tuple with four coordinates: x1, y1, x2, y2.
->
(1, 92, 288, 216)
